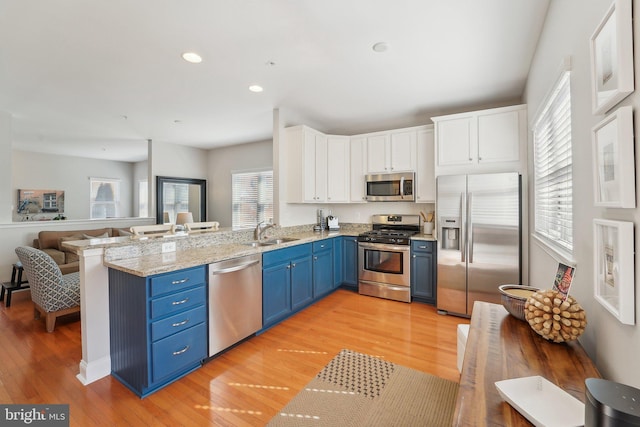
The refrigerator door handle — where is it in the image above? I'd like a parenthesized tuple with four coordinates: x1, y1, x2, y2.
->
(460, 191, 466, 263)
(468, 192, 473, 263)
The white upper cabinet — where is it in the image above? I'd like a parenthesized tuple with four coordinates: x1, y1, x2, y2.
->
(285, 125, 350, 203)
(366, 133, 390, 173)
(416, 126, 435, 202)
(434, 116, 474, 166)
(390, 129, 417, 172)
(432, 105, 526, 176)
(350, 136, 367, 203)
(477, 110, 520, 163)
(365, 129, 416, 173)
(326, 135, 350, 203)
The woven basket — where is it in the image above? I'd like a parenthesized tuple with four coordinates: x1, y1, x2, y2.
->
(498, 284, 540, 321)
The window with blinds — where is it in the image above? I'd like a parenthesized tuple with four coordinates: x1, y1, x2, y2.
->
(533, 70, 573, 253)
(232, 170, 273, 229)
(90, 177, 121, 219)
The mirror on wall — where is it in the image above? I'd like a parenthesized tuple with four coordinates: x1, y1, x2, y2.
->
(156, 176, 207, 225)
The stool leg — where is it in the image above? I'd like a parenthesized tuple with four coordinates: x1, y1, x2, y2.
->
(5, 289, 11, 308)
(0, 286, 5, 303)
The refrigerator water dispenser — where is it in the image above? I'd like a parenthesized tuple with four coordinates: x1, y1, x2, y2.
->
(441, 217, 460, 250)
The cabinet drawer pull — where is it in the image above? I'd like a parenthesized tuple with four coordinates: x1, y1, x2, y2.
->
(172, 319, 189, 327)
(419, 245, 427, 249)
(171, 278, 189, 285)
(172, 345, 190, 356)
(172, 297, 189, 305)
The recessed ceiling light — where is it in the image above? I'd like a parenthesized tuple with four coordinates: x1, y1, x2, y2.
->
(182, 52, 203, 63)
(372, 42, 389, 53)
(249, 85, 264, 93)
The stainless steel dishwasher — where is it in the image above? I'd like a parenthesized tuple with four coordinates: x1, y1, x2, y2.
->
(207, 254, 262, 357)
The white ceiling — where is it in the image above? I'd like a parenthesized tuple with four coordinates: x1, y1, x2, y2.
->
(0, 0, 550, 162)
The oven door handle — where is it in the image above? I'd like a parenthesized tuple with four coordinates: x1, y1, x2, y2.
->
(358, 242, 410, 252)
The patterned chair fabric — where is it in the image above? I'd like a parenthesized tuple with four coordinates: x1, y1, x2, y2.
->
(15, 246, 80, 315)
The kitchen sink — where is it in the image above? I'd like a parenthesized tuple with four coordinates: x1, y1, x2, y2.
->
(242, 237, 299, 247)
(264, 237, 299, 244)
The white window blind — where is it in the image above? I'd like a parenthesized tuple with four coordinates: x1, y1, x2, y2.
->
(232, 170, 273, 229)
(533, 71, 573, 252)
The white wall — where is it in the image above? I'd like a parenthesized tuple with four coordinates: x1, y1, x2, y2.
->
(12, 150, 135, 221)
(0, 112, 12, 223)
(207, 140, 273, 227)
(525, 0, 640, 386)
(133, 160, 149, 217)
(150, 141, 209, 220)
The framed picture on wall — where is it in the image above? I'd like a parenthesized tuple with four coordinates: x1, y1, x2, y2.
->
(17, 189, 65, 215)
(591, 105, 635, 208)
(590, 0, 634, 115)
(593, 219, 634, 325)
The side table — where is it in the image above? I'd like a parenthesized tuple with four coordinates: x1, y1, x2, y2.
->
(1, 263, 30, 308)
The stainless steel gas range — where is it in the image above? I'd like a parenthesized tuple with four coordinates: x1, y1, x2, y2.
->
(357, 214, 420, 303)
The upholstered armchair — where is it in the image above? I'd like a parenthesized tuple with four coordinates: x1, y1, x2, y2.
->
(15, 246, 81, 332)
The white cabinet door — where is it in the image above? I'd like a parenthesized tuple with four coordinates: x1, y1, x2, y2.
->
(436, 116, 474, 166)
(350, 137, 367, 202)
(326, 136, 349, 202)
(366, 134, 389, 173)
(477, 110, 520, 164)
(313, 132, 328, 202)
(302, 129, 317, 202)
(390, 129, 416, 172)
(416, 127, 435, 202)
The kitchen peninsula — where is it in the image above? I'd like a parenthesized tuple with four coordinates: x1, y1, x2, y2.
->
(63, 223, 437, 391)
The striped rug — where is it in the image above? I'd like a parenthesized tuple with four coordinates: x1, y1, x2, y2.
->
(268, 349, 459, 427)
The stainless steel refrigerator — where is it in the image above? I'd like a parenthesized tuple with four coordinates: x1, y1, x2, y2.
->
(436, 172, 521, 317)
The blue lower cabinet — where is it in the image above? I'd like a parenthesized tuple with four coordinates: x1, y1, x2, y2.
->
(109, 265, 207, 397)
(342, 236, 359, 289)
(410, 241, 436, 305)
(291, 255, 313, 311)
(313, 239, 333, 298)
(332, 236, 343, 288)
(262, 244, 312, 330)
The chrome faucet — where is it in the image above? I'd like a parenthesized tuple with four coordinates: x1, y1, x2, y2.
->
(254, 220, 276, 240)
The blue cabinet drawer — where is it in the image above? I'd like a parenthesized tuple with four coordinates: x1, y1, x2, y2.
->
(313, 239, 333, 252)
(411, 240, 434, 253)
(151, 305, 206, 342)
(151, 322, 207, 383)
(150, 266, 206, 297)
(263, 243, 312, 267)
(150, 286, 206, 319)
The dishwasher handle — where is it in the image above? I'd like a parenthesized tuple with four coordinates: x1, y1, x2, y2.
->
(209, 259, 260, 275)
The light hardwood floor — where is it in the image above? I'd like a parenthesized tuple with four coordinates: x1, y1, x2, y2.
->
(0, 288, 467, 426)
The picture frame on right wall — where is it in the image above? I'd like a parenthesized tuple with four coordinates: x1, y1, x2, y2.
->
(593, 219, 635, 325)
(590, 0, 634, 115)
(592, 105, 636, 208)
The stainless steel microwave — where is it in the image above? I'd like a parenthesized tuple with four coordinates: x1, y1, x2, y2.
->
(365, 172, 415, 202)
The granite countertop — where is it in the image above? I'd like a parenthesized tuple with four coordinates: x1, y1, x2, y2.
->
(63, 226, 436, 278)
(89, 229, 360, 277)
